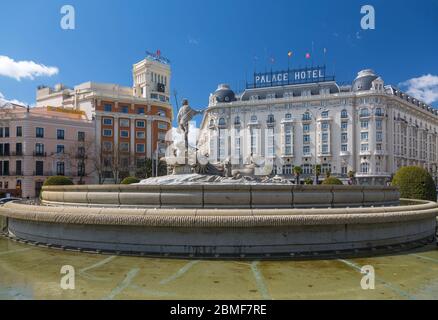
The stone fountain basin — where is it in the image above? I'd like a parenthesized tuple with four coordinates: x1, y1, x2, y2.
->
(0, 183, 436, 259)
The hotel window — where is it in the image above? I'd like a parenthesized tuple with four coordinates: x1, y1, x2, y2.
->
(341, 166, 348, 175)
(376, 120, 382, 130)
(16, 126, 22, 137)
(57, 129, 65, 140)
(234, 128, 241, 160)
(376, 162, 381, 173)
(376, 144, 382, 151)
(341, 122, 348, 131)
(321, 164, 331, 174)
(120, 142, 129, 152)
(360, 162, 370, 173)
(341, 144, 348, 152)
(151, 93, 158, 100)
(341, 133, 348, 143)
(158, 122, 168, 130)
(234, 116, 241, 125)
(136, 144, 145, 153)
(78, 162, 85, 176)
(103, 141, 113, 152)
(157, 109, 166, 117)
(303, 135, 310, 144)
(78, 131, 85, 142)
(376, 132, 383, 142)
(104, 104, 112, 112)
(137, 107, 145, 115)
(267, 127, 275, 156)
(136, 120, 145, 128)
(303, 164, 313, 175)
(219, 118, 226, 126)
(302, 112, 311, 121)
(121, 106, 129, 114)
(303, 124, 310, 132)
(285, 113, 292, 120)
(361, 132, 369, 141)
(283, 164, 292, 175)
(361, 144, 369, 152)
(136, 131, 145, 139)
(321, 111, 329, 118)
(360, 121, 369, 130)
(267, 114, 275, 124)
(250, 115, 258, 122)
(56, 162, 65, 176)
(36, 127, 44, 138)
(250, 128, 257, 155)
(321, 122, 329, 131)
(56, 145, 65, 154)
(341, 109, 348, 118)
(103, 129, 112, 137)
(266, 93, 276, 100)
(0, 128, 3, 137)
(321, 144, 329, 154)
(103, 118, 113, 126)
(4, 127, 9, 138)
(375, 108, 383, 116)
(218, 128, 226, 161)
(120, 130, 129, 138)
(120, 119, 130, 127)
(360, 108, 370, 117)
(303, 145, 310, 155)
(322, 133, 328, 143)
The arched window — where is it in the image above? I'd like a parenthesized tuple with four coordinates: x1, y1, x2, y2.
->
(341, 109, 348, 118)
(321, 111, 329, 118)
(218, 118, 226, 126)
(209, 119, 215, 127)
(285, 113, 292, 120)
(251, 115, 258, 122)
(267, 114, 275, 123)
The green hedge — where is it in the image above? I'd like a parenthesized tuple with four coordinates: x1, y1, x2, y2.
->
(43, 176, 74, 186)
(120, 177, 141, 185)
(392, 166, 436, 201)
(322, 177, 343, 185)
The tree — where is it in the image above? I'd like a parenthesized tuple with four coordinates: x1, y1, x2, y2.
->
(293, 165, 302, 185)
(63, 137, 96, 185)
(314, 164, 321, 185)
(322, 177, 343, 185)
(304, 177, 313, 185)
(136, 158, 153, 179)
(392, 166, 436, 201)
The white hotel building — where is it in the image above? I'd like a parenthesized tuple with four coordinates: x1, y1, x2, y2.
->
(199, 68, 438, 185)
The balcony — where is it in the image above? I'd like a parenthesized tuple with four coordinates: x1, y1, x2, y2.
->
(340, 151, 351, 157)
(33, 171, 53, 176)
(374, 150, 386, 156)
(0, 152, 11, 157)
(33, 151, 47, 157)
(266, 120, 276, 127)
(9, 171, 23, 176)
(11, 151, 23, 156)
(359, 150, 371, 156)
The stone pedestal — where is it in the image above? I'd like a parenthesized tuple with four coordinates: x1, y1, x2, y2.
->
(173, 165, 193, 175)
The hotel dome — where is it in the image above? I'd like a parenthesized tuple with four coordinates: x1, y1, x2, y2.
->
(212, 84, 236, 103)
(352, 69, 379, 92)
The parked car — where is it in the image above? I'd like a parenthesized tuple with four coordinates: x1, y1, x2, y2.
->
(0, 197, 22, 205)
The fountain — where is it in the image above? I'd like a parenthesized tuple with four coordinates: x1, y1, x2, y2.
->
(0, 100, 437, 259)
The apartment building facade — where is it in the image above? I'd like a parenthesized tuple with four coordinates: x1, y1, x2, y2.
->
(0, 104, 94, 198)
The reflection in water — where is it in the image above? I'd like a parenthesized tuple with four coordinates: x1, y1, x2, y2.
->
(1, 237, 438, 300)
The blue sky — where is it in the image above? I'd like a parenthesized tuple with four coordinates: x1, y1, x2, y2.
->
(0, 0, 437, 123)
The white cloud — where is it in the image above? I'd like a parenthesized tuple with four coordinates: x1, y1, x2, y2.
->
(0, 91, 28, 107)
(400, 74, 438, 105)
(0, 55, 59, 81)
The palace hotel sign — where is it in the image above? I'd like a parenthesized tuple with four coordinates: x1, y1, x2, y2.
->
(248, 66, 335, 89)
